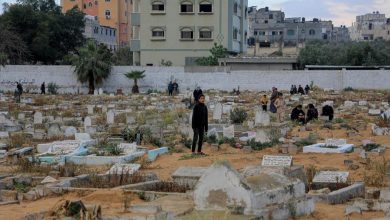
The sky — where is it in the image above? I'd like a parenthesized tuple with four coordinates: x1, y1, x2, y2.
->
(0, 0, 389, 26)
(248, 0, 390, 26)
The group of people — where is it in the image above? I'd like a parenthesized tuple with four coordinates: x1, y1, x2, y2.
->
(291, 104, 318, 124)
(167, 81, 179, 96)
(290, 84, 310, 95)
(14, 81, 46, 103)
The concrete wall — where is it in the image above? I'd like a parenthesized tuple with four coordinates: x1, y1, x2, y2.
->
(0, 65, 390, 94)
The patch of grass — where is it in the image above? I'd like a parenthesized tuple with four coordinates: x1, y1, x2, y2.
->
(15, 157, 52, 175)
(105, 143, 123, 156)
(247, 138, 278, 151)
(364, 156, 390, 187)
(14, 182, 30, 193)
(363, 143, 381, 152)
(333, 118, 345, 124)
(179, 154, 206, 160)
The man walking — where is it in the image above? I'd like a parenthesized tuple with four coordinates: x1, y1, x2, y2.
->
(191, 94, 208, 155)
(41, 82, 46, 94)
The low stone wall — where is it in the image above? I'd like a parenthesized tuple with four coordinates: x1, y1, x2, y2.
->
(1, 65, 390, 94)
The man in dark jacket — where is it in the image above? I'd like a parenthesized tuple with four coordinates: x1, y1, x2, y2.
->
(191, 94, 208, 155)
(41, 82, 45, 94)
(298, 85, 305, 95)
(322, 105, 334, 121)
(306, 104, 319, 122)
(193, 87, 203, 103)
(291, 105, 305, 124)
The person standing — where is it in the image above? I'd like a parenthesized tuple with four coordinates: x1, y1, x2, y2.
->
(173, 80, 179, 95)
(15, 82, 23, 103)
(168, 81, 173, 96)
(270, 87, 278, 113)
(191, 94, 208, 155)
(305, 85, 310, 95)
(260, 94, 268, 111)
(41, 82, 46, 94)
(274, 92, 285, 122)
(193, 87, 203, 103)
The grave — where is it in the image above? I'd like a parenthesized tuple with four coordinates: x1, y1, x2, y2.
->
(107, 110, 115, 124)
(255, 110, 270, 126)
(212, 103, 222, 120)
(106, 163, 141, 175)
(261, 155, 293, 167)
(369, 109, 381, 116)
(313, 171, 349, 183)
(303, 139, 354, 153)
(148, 147, 169, 162)
(34, 112, 43, 124)
(172, 167, 208, 189)
(223, 125, 234, 138)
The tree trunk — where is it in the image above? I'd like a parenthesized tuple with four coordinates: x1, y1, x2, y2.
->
(89, 78, 95, 94)
(132, 79, 139, 93)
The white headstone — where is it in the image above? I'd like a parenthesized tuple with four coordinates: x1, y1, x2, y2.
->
(344, 101, 355, 108)
(213, 103, 222, 120)
(98, 88, 103, 95)
(87, 105, 94, 115)
(313, 171, 349, 183)
(75, 133, 91, 141)
(34, 112, 43, 124)
(18, 113, 25, 120)
(48, 124, 62, 138)
(126, 115, 136, 124)
(369, 109, 381, 116)
(102, 105, 108, 113)
(65, 127, 78, 137)
(382, 109, 390, 119)
(84, 116, 92, 128)
(107, 110, 115, 124)
(93, 89, 98, 95)
(359, 101, 368, 106)
(255, 129, 270, 143)
(255, 110, 270, 126)
(106, 163, 141, 175)
(261, 155, 293, 167)
(223, 104, 232, 114)
(223, 125, 234, 138)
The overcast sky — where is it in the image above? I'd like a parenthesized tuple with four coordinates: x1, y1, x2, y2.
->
(1, 0, 389, 26)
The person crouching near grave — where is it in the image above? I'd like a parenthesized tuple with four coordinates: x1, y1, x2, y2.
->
(191, 94, 208, 155)
(291, 104, 305, 124)
(306, 104, 319, 123)
(321, 105, 334, 121)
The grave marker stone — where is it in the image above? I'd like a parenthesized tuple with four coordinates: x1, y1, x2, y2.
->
(107, 110, 114, 124)
(313, 171, 349, 183)
(261, 155, 293, 167)
(84, 116, 92, 128)
(94, 89, 98, 95)
(223, 125, 234, 138)
(34, 112, 43, 124)
(98, 88, 103, 95)
(213, 103, 222, 120)
(87, 105, 94, 115)
(255, 110, 270, 126)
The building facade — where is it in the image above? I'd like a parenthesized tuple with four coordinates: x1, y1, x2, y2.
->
(248, 7, 349, 47)
(61, 0, 132, 46)
(131, 0, 248, 66)
(84, 15, 118, 50)
(350, 12, 390, 41)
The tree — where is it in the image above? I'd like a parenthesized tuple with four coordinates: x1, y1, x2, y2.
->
(0, 53, 7, 68)
(196, 43, 228, 66)
(72, 41, 113, 94)
(124, 70, 145, 93)
(0, 24, 29, 64)
(112, 46, 133, 65)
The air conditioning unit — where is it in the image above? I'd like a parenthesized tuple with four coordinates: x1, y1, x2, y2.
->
(106, 15, 111, 19)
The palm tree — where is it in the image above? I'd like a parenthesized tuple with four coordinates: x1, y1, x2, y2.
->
(124, 70, 145, 93)
(72, 41, 113, 94)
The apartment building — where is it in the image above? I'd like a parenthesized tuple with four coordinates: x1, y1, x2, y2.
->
(248, 7, 349, 47)
(61, 0, 132, 46)
(350, 12, 390, 41)
(131, 0, 248, 66)
(84, 15, 118, 50)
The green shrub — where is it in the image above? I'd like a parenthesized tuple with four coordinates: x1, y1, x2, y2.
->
(48, 82, 59, 94)
(230, 108, 248, 124)
(105, 143, 123, 156)
(247, 138, 278, 151)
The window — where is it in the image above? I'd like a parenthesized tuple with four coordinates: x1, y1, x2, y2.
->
(181, 1, 193, 13)
(152, 28, 165, 38)
(233, 28, 238, 40)
(269, 14, 273, 19)
(181, 28, 194, 39)
(309, 29, 315, 35)
(369, 23, 373, 30)
(110, 29, 112, 36)
(254, 31, 257, 35)
(272, 31, 276, 36)
(105, 10, 111, 17)
(287, 29, 295, 36)
(259, 31, 265, 35)
(88, 2, 92, 7)
(105, 0, 110, 2)
(199, 28, 212, 39)
(83, 3, 86, 9)
(106, 29, 108, 35)
(152, 1, 164, 11)
(234, 3, 238, 14)
(279, 31, 283, 35)
(264, 20, 268, 24)
(388, 30, 390, 35)
(113, 30, 116, 36)
(199, 1, 212, 13)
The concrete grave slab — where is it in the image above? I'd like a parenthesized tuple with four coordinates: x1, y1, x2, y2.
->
(148, 147, 169, 162)
(313, 171, 349, 183)
(261, 155, 293, 167)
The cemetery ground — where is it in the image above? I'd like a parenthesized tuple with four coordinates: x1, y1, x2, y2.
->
(0, 88, 389, 220)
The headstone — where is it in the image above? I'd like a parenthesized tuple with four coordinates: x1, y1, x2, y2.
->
(102, 105, 108, 113)
(107, 110, 114, 124)
(255, 110, 270, 126)
(255, 129, 270, 143)
(64, 127, 77, 137)
(382, 109, 390, 119)
(223, 125, 234, 138)
(261, 155, 293, 167)
(126, 115, 136, 124)
(41, 176, 58, 184)
(344, 101, 355, 108)
(0, 131, 9, 139)
(213, 103, 222, 120)
(325, 139, 347, 146)
(34, 112, 43, 124)
(322, 101, 334, 107)
(75, 133, 91, 141)
(93, 89, 98, 95)
(84, 116, 92, 128)
(313, 171, 349, 183)
(222, 104, 232, 114)
(98, 88, 103, 95)
(106, 163, 141, 175)
(48, 124, 62, 138)
(369, 109, 381, 116)
(358, 101, 368, 106)
(87, 105, 94, 115)
(18, 113, 25, 120)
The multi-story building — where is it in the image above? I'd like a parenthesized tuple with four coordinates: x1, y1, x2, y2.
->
(131, 0, 248, 66)
(332, 26, 350, 42)
(248, 7, 349, 47)
(84, 15, 118, 50)
(61, 0, 132, 46)
(350, 12, 390, 41)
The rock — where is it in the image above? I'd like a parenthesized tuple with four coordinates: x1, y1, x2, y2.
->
(41, 176, 58, 184)
(360, 150, 367, 159)
(345, 205, 362, 216)
(348, 164, 360, 170)
(64, 127, 77, 137)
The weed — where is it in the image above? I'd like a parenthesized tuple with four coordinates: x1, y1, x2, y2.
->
(362, 143, 381, 152)
(15, 157, 51, 175)
(105, 143, 123, 156)
(305, 165, 317, 189)
(48, 82, 59, 94)
(14, 182, 30, 193)
(364, 156, 390, 187)
(230, 108, 248, 124)
(247, 139, 277, 151)
(179, 154, 205, 160)
(72, 172, 149, 188)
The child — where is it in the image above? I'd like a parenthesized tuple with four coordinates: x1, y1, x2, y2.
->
(260, 94, 268, 111)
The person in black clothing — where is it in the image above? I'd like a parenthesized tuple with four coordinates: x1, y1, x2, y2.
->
(292, 85, 297, 94)
(191, 94, 208, 155)
(41, 82, 46, 94)
(172, 80, 179, 95)
(321, 105, 334, 121)
(306, 104, 318, 122)
(290, 85, 295, 95)
(291, 105, 305, 124)
(168, 81, 173, 96)
(298, 85, 305, 95)
(193, 87, 203, 103)
(304, 85, 310, 95)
